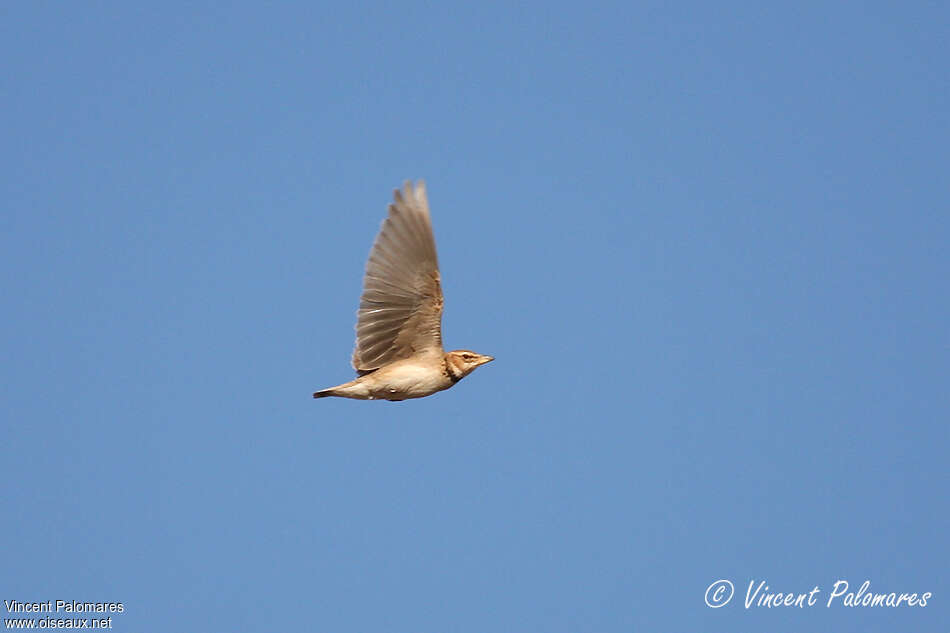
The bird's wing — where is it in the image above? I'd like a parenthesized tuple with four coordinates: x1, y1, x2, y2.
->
(352, 180, 444, 373)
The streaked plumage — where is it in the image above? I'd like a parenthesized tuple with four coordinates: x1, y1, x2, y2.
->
(313, 181, 493, 401)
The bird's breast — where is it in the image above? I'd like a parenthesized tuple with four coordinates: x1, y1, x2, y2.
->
(361, 359, 453, 400)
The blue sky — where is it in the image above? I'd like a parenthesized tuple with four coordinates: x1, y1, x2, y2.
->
(2, 2, 947, 631)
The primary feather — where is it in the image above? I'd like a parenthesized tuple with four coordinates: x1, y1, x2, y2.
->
(352, 181, 444, 373)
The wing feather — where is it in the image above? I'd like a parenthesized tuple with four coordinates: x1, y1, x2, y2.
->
(351, 180, 444, 372)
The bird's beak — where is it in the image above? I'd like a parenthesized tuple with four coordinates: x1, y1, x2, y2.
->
(480, 355, 495, 365)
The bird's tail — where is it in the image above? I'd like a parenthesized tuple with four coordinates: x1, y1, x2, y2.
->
(313, 379, 367, 400)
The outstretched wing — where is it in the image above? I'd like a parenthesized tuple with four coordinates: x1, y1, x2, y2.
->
(352, 180, 444, 373)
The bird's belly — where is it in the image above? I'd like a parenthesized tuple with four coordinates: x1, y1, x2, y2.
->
(365, 363, 450, 401)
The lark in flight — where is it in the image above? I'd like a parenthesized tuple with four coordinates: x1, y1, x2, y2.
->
(313, 181, 493, 401)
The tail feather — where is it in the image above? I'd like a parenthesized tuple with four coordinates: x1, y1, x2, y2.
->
(313, 379, 364, 400)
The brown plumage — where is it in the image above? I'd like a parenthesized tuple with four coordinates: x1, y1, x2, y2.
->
(313, 181, 493, 401)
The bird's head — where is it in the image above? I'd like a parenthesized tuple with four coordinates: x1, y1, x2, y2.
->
(445, 349, 494, 379)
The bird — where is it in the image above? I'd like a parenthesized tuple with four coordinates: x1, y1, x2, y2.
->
(313, 180, 494, 401)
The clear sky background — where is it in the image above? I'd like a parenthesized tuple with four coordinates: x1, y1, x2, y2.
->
(2, 2, 948, 632)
